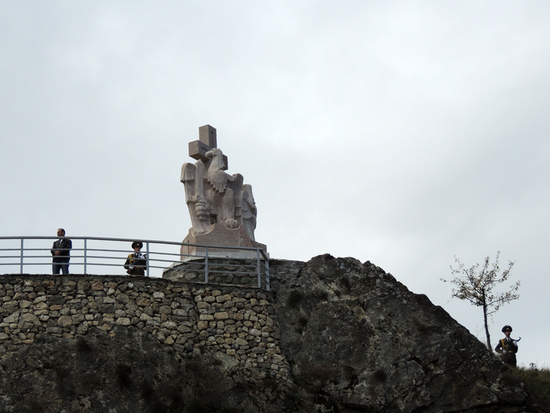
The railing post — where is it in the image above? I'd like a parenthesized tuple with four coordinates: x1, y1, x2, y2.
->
(83, 239, 88, 274)
(257, 249, 261, 288)
(265, 255, 270, 291)
(20, 238, 24, 274)
(204, 246, 209, 283)
(146, 242, 150, 277)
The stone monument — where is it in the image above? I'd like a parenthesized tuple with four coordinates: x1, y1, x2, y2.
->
(180, 125, 267, 258)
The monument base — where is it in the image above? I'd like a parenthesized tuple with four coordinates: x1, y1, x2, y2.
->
(162, 256, 269, 289)
(181, 223, 268, 259)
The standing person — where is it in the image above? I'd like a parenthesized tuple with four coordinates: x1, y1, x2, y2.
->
(51, 228, 72, 274)
(495, 325, 519, 367)
(124, 241, 147, 276)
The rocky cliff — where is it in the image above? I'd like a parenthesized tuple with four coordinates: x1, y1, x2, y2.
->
(0, 254, 527, 412)
(270, 254, 527, 412)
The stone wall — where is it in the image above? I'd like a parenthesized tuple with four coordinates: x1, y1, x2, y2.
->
(0, 274, 290, 380)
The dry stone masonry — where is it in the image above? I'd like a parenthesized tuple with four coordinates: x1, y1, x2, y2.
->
(0, 274, 290, 380)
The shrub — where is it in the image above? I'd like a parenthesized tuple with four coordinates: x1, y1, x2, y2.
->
(513, 367, 550, 412)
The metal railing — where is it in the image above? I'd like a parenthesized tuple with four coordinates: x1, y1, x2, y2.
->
(0, 236, 269, 290)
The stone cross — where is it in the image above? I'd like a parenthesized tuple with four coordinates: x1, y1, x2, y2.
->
(188, 125, 227, 169)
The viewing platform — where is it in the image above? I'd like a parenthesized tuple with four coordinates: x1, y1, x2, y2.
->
(0, 236, 269, 290)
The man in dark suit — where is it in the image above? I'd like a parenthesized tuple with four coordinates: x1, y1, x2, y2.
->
(51, 228, 72, 274)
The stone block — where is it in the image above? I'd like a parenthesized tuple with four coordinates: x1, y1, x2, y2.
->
(214, 312, 229, 320)
(19, 313, 39, 324)
(159, 305, 172, 315)
(20, 300, 32, 309)
(72, 314, 85, 323)
(91, 281, 103, 291)
(46, 326, 63, 334)
(99, 324, 112, 331)
(173, 309, 188, 316)
(216, 294, 231, 303)
(115, 317, 131, 326)
(136, 297, 150, 307)
(236, 337, 248, 346)
(178, 325, 193, 333)
(161, 321, 177, 330)
(249, 328, 261, 337)
(3, 312, 20, 324)
(57, 316, 73, 327)
(77, 281, 90, 290)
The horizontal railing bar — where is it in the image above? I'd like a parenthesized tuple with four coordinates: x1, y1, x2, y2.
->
(0, 265, 266, 273)
(0, 258, 260, 266)
(0, 236, 269, 290)
(0, 260, 267, 269)
(0, 236, 263, 251)
(75, 249, 132, 254)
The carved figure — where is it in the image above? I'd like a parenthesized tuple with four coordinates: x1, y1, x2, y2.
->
(181, 125, 258, 240)
(240, 184, 257, 241)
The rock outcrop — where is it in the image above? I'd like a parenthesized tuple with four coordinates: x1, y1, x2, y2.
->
(270, 254, 527, 412)
(0, 254, 527, 412)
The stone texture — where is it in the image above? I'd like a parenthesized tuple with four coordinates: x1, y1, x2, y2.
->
(0, 255, 530, 413)
(270, 255, 527, 412)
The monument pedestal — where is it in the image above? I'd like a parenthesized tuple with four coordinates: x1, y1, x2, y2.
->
(181, 223, 268, 259)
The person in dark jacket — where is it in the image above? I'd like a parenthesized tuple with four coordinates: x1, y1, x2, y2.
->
(124, 241, 147, 276)
(51, 228, 72, 274)
(495, 325, 519, 367)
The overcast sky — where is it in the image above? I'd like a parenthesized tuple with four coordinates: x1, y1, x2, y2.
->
(1, 1, 549, 368)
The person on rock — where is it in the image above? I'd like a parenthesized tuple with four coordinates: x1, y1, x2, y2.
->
(495, 325, 519, 367)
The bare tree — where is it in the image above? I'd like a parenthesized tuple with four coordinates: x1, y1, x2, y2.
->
(441, 252, 519, 353)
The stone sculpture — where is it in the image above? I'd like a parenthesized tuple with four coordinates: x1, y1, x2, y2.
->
(180, 125, 266, 257)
